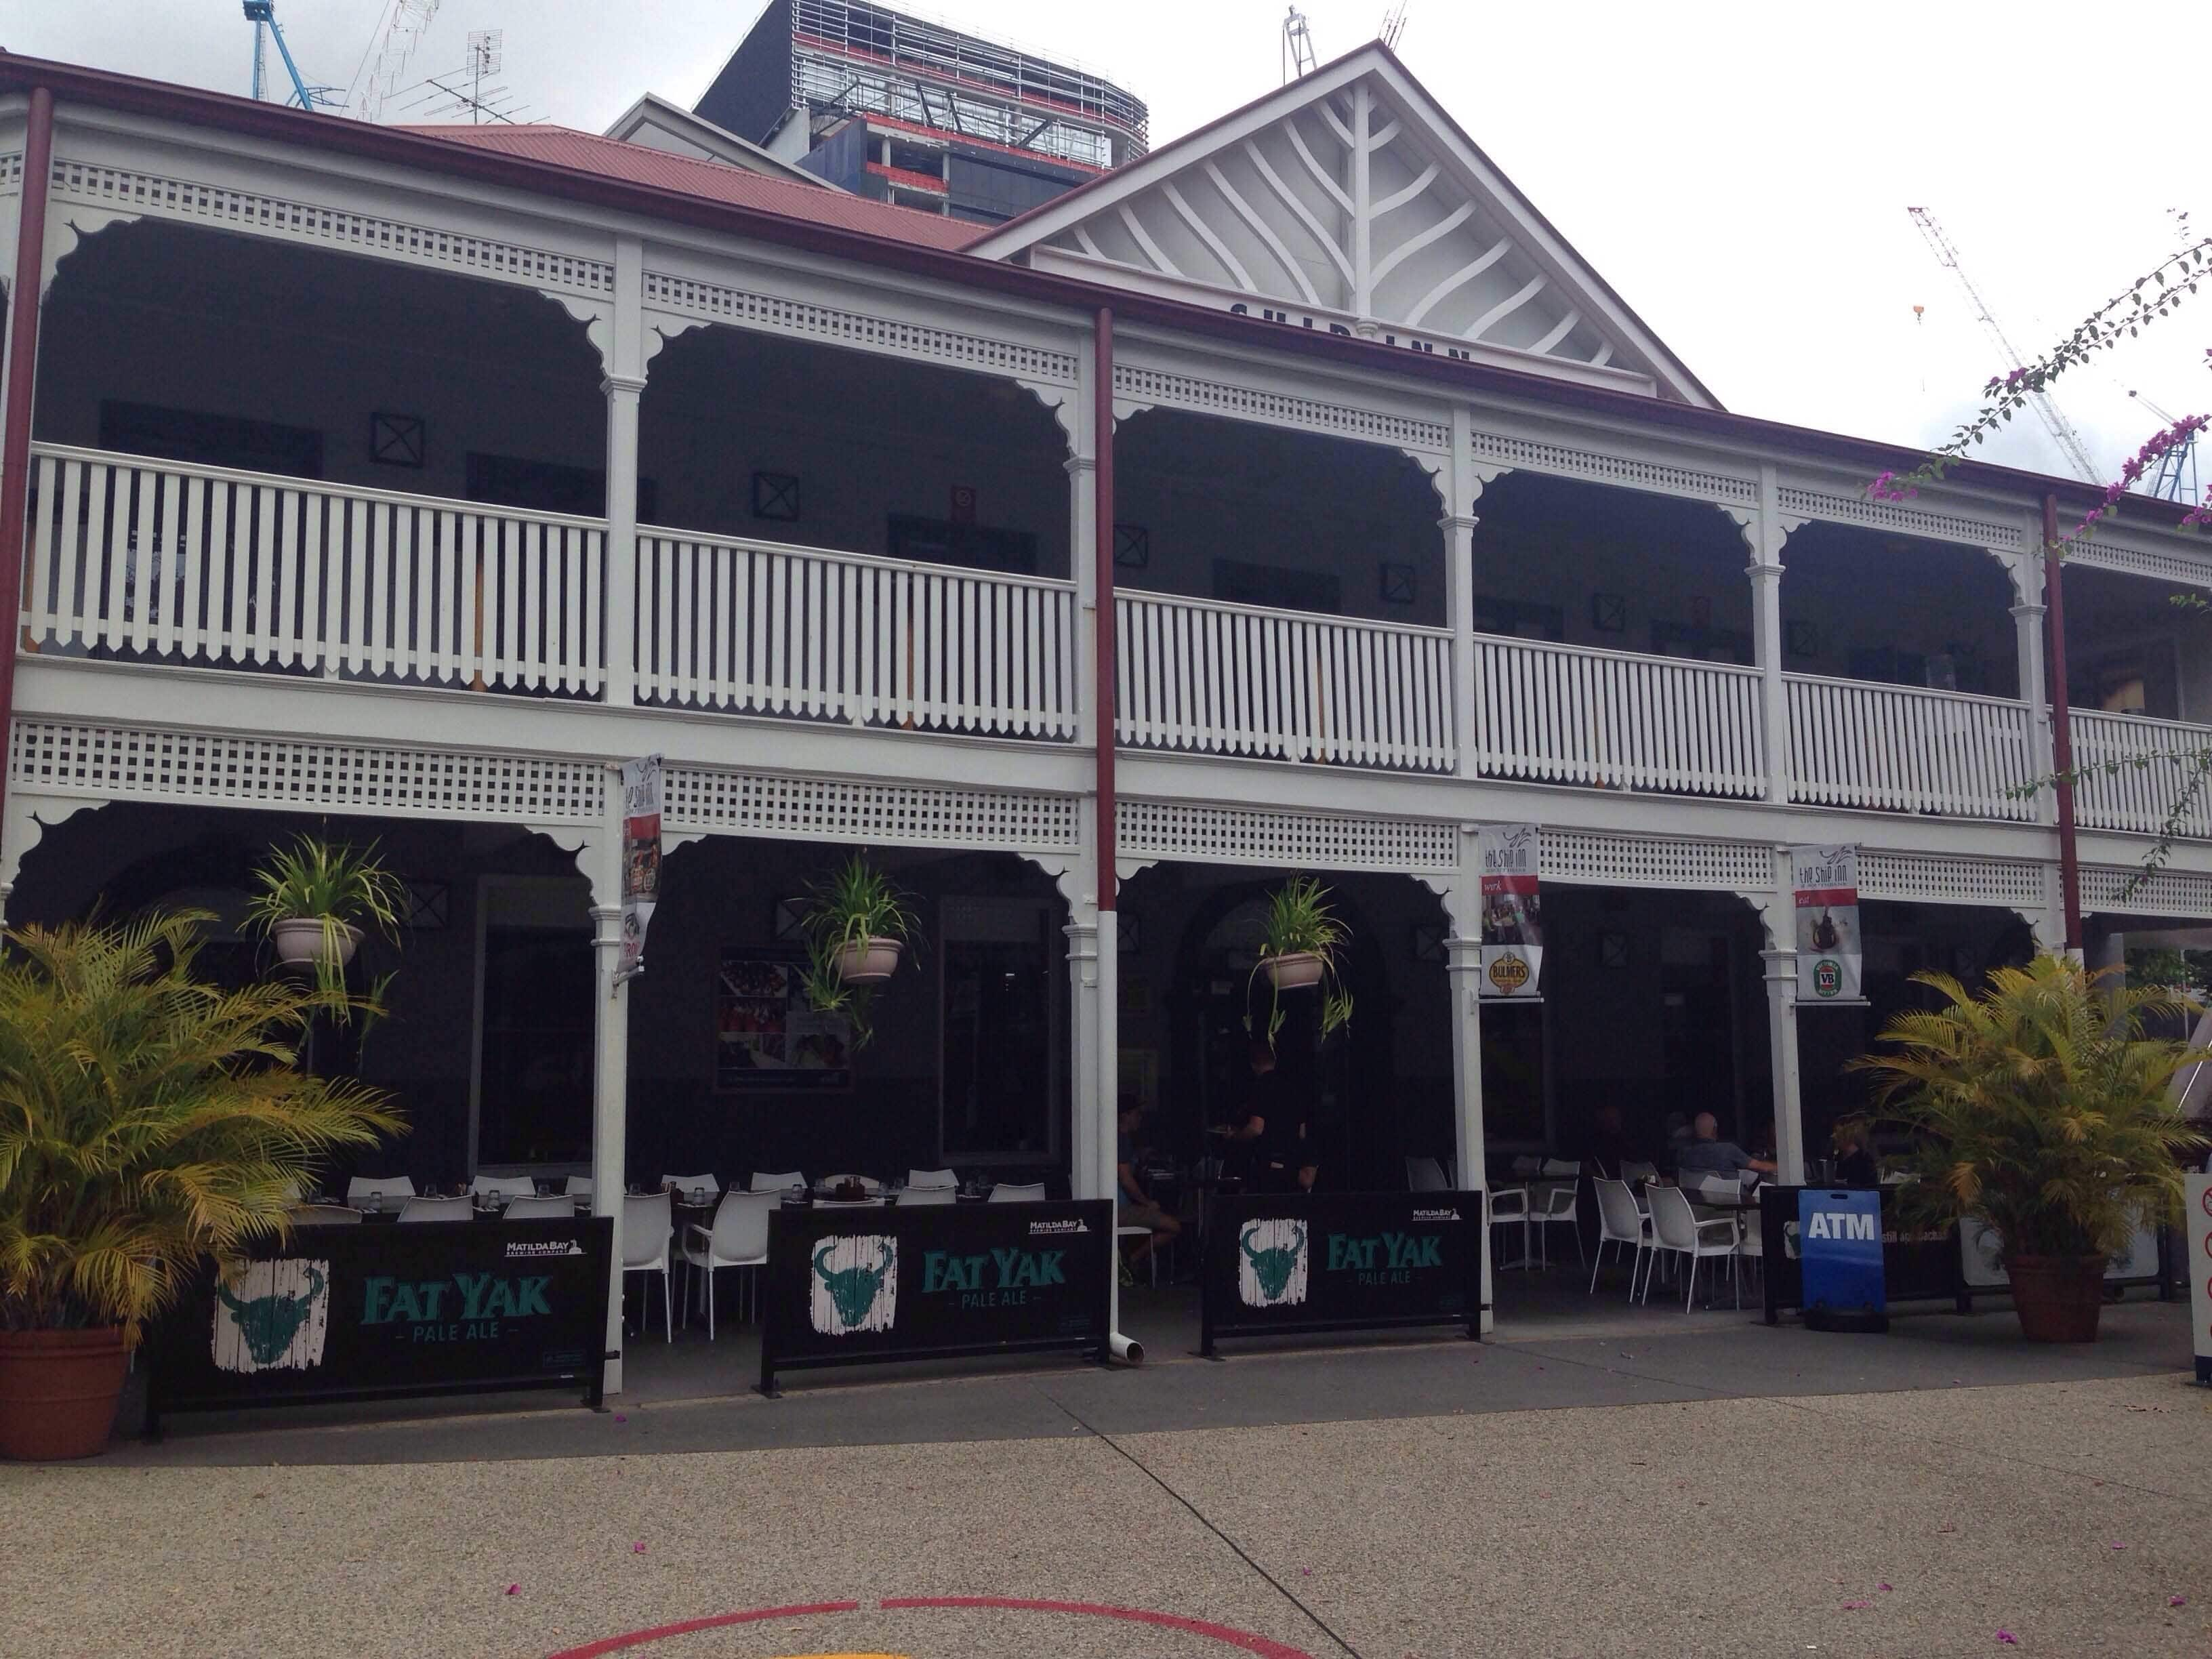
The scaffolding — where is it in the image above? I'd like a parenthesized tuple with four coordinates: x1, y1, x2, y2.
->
(790, 0, 1147, 170)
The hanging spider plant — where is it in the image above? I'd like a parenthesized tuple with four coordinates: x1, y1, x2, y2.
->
(796, 853, 920, 1050)
(243, 836, 407, 1017)
(1245, 876, 1353, 1052)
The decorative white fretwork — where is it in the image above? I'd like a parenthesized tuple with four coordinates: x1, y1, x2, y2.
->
(1118, 799, 1458, 871)
(1113, 363, 1448, 452)
(1471, 428, 1755, 506)
(1539, 828, 1773, 893)
(2081, 863, 2212, 919)
(1857, 850, 2048, 908)
(1776, 485, 2018, 550)
(663, 769, 1080, 853)
(641, 270, 1079, 386)
(2064, 532, 2212, 590)
(9, 720, 606, 821)
(46, 158, 614, 296)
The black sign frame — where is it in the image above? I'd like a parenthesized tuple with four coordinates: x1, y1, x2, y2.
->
(145, 1218, 612, 1433)
(758, 1199, 1113, 1395)
(1199, 1190, 1484, 1356)
(1758, 1186, 1964, 1323)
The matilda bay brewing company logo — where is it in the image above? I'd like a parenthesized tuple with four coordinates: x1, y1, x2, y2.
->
(213, 1258, 331, 1374)
(811, 1235, 899, 1336)
(1237, 1218, 1310, 1308)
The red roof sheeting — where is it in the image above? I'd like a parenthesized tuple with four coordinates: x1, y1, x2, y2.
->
(392, 123, 989, 252)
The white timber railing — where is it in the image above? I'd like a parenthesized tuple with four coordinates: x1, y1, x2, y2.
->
(1115, 590, 1455, 771)
(20, 444, 605, 695)
(2070, 708, 2212, 838)
(1467, 634, 1765, 797)
(634, 529, 1078, 739)
(1786, 674, 2036, 819)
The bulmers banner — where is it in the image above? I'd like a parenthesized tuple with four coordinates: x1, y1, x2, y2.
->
(1476, 822, 1542, 999)
(617, 754, 662, 985)
(1789, 843, 1862, 1003)
(1200, 1190, 1483, 1353)
(146, 1217, 612, 1425)
(758, 1199, 1112, 1393)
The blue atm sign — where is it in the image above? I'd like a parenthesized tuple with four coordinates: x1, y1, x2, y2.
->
(1799, 1189, 1887, 1332)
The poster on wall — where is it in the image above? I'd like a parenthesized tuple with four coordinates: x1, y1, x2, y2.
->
(616, 754, 662, 985)
(716, 950, 853, 1091)
(1476, 823, 1543, 999)
(1789, 844, 1864, 1004)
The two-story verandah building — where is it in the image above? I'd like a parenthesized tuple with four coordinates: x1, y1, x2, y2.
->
(4, 43, 2211, 1378)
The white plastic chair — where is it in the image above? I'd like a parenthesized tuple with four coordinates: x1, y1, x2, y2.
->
(1530, 1183, 1584, 1269)
(1406, 1155, 1448, 1192)
(662, 1172, 722, 1202)
(1589, 1178, 1651, 1298)
(751, 1170, 806, 1193)
(346, 1175, 416, 1205)
(565, 1175, 594, 1198)
(818, 1172, 883, 1194)
(898, 1183, 957, 1206)
(1509, 1155, 1542, 1179)
(1540, 1158, 1582, 1179)
(503, 1195, 575, 1221)
(397, 1195, 472, 1223)
(989, 1181, 1046, 1203)
(907, 1167, 958, 1189)
(680, 1190, 774, 1338)
(1487, 1186, 1532, 1269)
(1645, 1184, 1740, 1311)
(1620, 1160, 1658, 1185)
(1736, 1206, 1766, 1296)
(289, 1204, 363, 1227)
(470, 1174, 536, 1198)
(623, 1191, 674, 1341)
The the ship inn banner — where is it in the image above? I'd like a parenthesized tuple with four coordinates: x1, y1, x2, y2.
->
(1789, 844, 1863, 1003)
(1477, 822, 1543, 998)
(757, 1200, 1112, 1392)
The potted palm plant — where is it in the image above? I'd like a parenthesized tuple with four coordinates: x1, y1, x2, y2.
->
(245, 835, 407, 998)
(1246, 876, 1354, 1050)
(797, 853, 919, 1049)
(0, 910, 403, 1459)
(1848, 956, 2206, 1343)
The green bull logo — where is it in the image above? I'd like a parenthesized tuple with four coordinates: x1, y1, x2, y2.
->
(212, 1258, 331, 1374)
(920, 1246, 1066, 1307)
(1237, 1218, 1309, 1307)
(811, 1235, 899, 1336)
(1326, 1231, 1443, 1284)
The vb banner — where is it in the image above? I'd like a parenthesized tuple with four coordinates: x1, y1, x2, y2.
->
(617, 753, 663, 985)
(1200, 1190, 1483, 1355)
(1476, 823, 1542, 999)
(1789, 843, 1862, 1004)
(758, 1200, 1113, 1393)
(146, 1217, 612, 1428)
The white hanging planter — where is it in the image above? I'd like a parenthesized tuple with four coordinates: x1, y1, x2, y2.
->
(1264, 951, 1325, 991)
(835, 937, 904, 983)
(271, 918, 361, 970)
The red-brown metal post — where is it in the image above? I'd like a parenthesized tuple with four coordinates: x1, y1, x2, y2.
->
(0, 85, 55, 825)
(1094, 306, 1115, 912)
(2043, 493, 2084, 956)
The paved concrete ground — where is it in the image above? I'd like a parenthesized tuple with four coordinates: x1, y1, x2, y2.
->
(7, 1301, 2208, 1658)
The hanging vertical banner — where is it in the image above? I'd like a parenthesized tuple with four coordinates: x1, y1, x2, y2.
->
(1790, 844, 1862, 1003)
(1476, 823, 1543, 999)
(617, 754, 663, 985)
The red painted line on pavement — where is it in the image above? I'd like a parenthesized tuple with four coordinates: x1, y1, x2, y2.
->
(544, 1601, 861, 1658)
(879, 1597, 1315, 1658)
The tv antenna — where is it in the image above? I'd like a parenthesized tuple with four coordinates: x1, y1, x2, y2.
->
(403, 30, 530, 126)
(1283, 8, 1316, 83)
(1380, 3, 1410, 49)
(349, 0, 443, 123)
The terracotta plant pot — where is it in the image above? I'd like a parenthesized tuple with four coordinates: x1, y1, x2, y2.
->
(1265, 951, 1326, 991)
(834, 937, 903, 983)
(270, 918, 361, 970)
(0, 1327, 129, 1460)
(2005, 1254, 2108, 1343)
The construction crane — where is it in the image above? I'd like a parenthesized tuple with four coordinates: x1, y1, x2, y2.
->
(244, 1, 337, 110)
(1907, 205, 2102, 484)
(2127, 389, 2202, 504)
(1282, 8, 1316, 83)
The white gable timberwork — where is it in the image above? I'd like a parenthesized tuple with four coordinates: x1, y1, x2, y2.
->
(970, 44, 1715, 407)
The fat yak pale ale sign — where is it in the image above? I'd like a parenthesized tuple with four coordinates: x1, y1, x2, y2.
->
(1789, 844, 1862, 1002)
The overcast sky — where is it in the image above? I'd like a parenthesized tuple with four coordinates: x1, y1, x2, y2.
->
(9, 0, 2207, 490)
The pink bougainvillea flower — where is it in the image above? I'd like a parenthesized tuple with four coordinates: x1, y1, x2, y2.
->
(1878, 1584, 1893, 1593)
(632, 1542, 647, 1554)
(2110, 1543, 2129, 1551)
(505, 1584, 520, 1597)
(1843, 1599, 1873, 1610)
(613, 1413, 628, 1423)
(1995, 1633, 2018, 1645)
(2168, 1595, 2186, 1607)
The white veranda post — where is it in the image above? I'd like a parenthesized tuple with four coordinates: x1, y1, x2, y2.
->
(1439, 854, 1493, 1336)
(1757, 854, 1808, 1186)
(588, 790, 630, 1399)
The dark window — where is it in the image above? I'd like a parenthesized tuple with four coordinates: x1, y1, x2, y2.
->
(887, 514, 1038, 574)
(100, 401, 323, 478)
(1212, 558, 1342, 614)
(477, 925, 594, 1166)
(1473, 596, 1564, 641)
(942, 932, 1054, 1160)
(466, 453, 659, 522)
(1653, 621, 1753, 664)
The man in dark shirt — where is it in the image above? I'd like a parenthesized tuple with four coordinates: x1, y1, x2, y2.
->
(1212, 1040, 1316, 1191)
(1116, 1103, 1181, 1268)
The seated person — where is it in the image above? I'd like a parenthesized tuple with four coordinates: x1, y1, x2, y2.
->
(1831, 1124, 1881, 1187)
(1116, 1103, 1182, 1267)
(1673, 1111, 1778, 1178)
